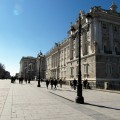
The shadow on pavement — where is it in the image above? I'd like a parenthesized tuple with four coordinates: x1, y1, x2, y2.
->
(54, 88, 77, 93)
(85, 102, 120, 111)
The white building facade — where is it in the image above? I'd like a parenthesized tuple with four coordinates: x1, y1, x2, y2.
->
(45, 3, 120, 90)
(19, 56, 37, 80)
(19, 54, 46, 81)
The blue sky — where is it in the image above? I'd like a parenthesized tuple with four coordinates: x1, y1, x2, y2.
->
(0, 0, 120, 76)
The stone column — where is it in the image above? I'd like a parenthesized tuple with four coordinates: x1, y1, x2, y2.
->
(81, 32, 86, 55)
(75, 36, 79, 58)
(98, 21, 104, 53)
(94, 18, 99, 53)
(54, 54, 55, 68)
(51, 55, 54, 68)
(89, 20, 94, 53)
(69, 37, 73, 60)
(109, 24, 115, 54)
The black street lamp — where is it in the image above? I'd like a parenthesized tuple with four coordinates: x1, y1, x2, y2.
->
(28, 70, 30, 83)
(24, 67, 27, 82)
(28, 63, 32, 83)
(70, 13, 92, 104)
(37, 51, 43, 87)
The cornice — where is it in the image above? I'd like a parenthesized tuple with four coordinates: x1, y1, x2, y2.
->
(45, 40, 69, 58)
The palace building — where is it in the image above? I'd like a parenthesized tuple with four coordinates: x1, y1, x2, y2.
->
(45, 3, 120, 90)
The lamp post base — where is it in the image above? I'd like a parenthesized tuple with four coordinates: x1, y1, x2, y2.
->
(75, 84, 84, 104)
(76, 96, 84, 104)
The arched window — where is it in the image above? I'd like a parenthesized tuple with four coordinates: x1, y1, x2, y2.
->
(115, 47, 117, 53)
(106, 63, 112, 75)
(104, 45, 106, 53)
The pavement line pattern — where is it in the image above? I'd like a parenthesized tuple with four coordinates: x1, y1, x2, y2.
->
(0, 80, 120, 120)
(31, 81, 120, 120)
(0, 81, 11, 119)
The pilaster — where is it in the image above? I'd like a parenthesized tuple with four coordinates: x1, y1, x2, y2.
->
(109, 24, 115, 54)
(69, 37, 73, 60)
(99, 21, 104, 53)
(75, 36, 79, 58)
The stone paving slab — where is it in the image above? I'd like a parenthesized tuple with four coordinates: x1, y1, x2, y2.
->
(44, 83, 120, 120)
(0, 80, 120, 120)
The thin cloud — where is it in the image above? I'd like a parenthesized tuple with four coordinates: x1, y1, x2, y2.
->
(13, 0, 24, 15)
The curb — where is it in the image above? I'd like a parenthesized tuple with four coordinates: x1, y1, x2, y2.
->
(92, 88, 120, 94)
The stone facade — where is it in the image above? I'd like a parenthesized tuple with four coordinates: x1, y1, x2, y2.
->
(36, 53, 46, 80)
(45, 3, 120, 89)
(19, 56, 37, 80)
(19, 54, 46, 81)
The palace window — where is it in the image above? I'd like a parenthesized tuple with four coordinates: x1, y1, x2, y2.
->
(76, 66, 78, 78)
(64, 71, 66, 78)
(106, 63, 112, 74)
(84, 64, 88, 74)
(104, 45, 112, 54)
(115, 47, 120, 55)
(113, 26, 117, 31)
(83, 63, 89, 77)
(70, 67, 74, 78)
(103, 23, 107, 29)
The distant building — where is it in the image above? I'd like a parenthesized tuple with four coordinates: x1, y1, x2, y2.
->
(19, 56, 37, 80)
(45, 3, 120, 90)
(19, 55, 46, 81)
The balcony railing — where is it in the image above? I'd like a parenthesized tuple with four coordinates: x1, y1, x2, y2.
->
(116, 51, 120, 55)
(104, 50, 112, 54)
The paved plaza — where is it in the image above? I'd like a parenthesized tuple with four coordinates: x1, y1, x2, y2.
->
(0, 80, 120, 120)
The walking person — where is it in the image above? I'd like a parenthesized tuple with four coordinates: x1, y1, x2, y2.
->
(28, 78, 30, 83)
(50, 79, 54, 89)
(59, 79, 63, 88)
(19, 77, 23, 84)
(13, 77, 16, 83)
(19, 77, 21, 84)
(70, 81, 73, 88)
(86, 81, 91, 89)
(46, 79, 49, 89)
(21, 77, 24, 84)
(83, 79, 88, 89)
(54, 79, 58, 89)
(25, 78, 27, 84)
(11, 76, 14, 83)
(73, 78, 77, 90)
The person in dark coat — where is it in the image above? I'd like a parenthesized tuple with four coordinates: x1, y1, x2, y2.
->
(11, 76, 14, 83)
(21, 77, 24, 84)
(86, 81, 91, 89)
(25, 78, 27, 84)
(19, 77, 21, 84)
(59, 79, 63, 88)
(83, 79, 88, 89)
(70, 81, 73, 88)
(73, 78, 77, 90)
(54, 79, 58, 89)
(46, 79, 49, 89)
(19, 77, 23, 84)
(50, 79, 54, 89)
(28, 77, 30, 83)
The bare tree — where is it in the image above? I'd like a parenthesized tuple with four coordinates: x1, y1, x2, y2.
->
(0, 63, 5, 79)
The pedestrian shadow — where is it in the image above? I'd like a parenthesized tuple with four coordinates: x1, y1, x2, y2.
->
(84, 102, 120, 111)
